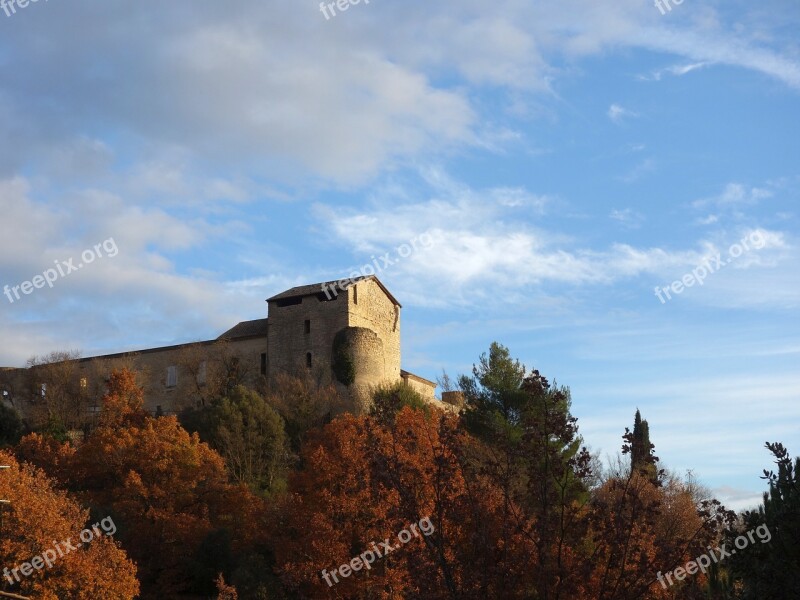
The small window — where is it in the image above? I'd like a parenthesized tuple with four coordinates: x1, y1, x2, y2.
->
(198, 361, 207, 385)
(306, 353, 312, 369)
(166, 366, 178, 388)
(260, 353, 267, 376)
(40, 383, 47, 398)
(80, 377, 88, 390)
(276, 297, 302, 308)
(304, 320, 311, 334)
(353, 284, 358, 304)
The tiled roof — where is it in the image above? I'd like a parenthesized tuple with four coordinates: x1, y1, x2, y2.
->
(267, 275, 401, 307)
(217, 318, 269, 340)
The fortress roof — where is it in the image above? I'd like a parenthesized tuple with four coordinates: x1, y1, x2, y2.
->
(217, 318, 269, 340)
(267, 275, 401, 307)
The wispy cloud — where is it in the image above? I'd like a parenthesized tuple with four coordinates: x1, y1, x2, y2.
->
(608, 103, 639, 124)
(639, 61, 711, 81)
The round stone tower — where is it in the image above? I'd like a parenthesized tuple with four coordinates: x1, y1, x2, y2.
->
(331, 326, 388, 414)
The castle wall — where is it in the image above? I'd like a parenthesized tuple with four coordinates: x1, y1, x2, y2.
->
(0, 336, 268, 420)
(1, 276, 435, 423)
(347, 279, 401, 382)
(400, 370, 437, 402)
(267, 292, 349, 384)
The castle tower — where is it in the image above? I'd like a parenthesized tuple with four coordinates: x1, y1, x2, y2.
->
(265, 276, 402, 413)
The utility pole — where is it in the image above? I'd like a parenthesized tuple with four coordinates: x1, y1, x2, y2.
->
(0, 464, 8, 536)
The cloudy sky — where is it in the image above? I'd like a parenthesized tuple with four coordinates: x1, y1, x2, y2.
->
(1, 0, 798, 510)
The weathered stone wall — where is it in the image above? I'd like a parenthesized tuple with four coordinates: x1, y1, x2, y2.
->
(336, 326, 387, 414)
(347, 279, 401, 382)
(401, 373, 437, 402)
(267, 292, 349, 384)
(0, 336, 268, 419)
(1, 276, 429, 421)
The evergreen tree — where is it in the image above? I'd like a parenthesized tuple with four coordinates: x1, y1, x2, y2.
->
(630, 409, 657, 480)
(726, 442, 800, 599)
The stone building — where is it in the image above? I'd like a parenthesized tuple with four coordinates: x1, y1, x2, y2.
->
(0, 276, 442, 422)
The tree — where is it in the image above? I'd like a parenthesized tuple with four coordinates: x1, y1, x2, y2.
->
(23, 351, 85, 431)
(0, 404, 23, 447)
(459, 342, 527, 436)
(212, 386, 291, 496)
(0, 450, 139, 599)
(16, 369, 268, 600)
(369, 381, 430, 425)
(724, 442, 800, 598)
(630, 409, 657, 481)
(274, 407, 539, 599)
(265, 371, 346, 452)
(458, 345, 593, 599)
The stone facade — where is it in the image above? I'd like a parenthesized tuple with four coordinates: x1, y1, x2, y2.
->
(0, 276, 439, 420)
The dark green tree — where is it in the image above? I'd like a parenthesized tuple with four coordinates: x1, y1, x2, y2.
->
(458, 341, 527, 441)
(725, 442, 800, 599)
(369, 381, 430, 425)
(213, 386, 291, 496)
(629, 409, 658, 481)
(0, 403, 24, 446)
(458, 343, 593, 599)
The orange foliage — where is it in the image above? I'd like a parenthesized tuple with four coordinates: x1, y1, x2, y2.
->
(14, 369, 266, 599)
(0, 450, 139, 599)
(275, 406, 538, 599)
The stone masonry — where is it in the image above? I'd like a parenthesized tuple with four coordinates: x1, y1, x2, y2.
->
(0, 276, 438, 420)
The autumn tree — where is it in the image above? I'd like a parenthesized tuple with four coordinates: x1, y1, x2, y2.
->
(0, 450, 139, 599)
(16, 369, 269, 600)
(274, 406, 539, 599)
(265, 371, 346, 452)
(23, 351, 85, 431)
(457, 344, 593, 599)
(580, 429, 733, 600)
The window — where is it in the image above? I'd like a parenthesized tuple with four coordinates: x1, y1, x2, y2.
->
(260, 353, 267, 376)
(304, 319, 311, 334)
(40, 383, 47, 398)
(276, 297, 302, 307)
(353, 284, 358, 304)
(198, 361, 207, 386)
(306, 353, 312, 369)
(166, 366, 178, 388)
(80, 377, 88, 390)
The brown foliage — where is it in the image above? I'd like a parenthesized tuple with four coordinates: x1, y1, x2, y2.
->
(274, 406, 538, 599)
(0, 450, 139, 599)
(15, 369, 266, 599)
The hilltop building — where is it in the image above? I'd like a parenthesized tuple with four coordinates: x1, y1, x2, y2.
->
(0, 277, 461, 422)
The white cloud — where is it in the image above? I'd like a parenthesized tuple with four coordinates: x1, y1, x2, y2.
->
(610, 208, 645, 228)
(608, 103, 639, 124)
(311, 171, 797, 308)
(640, 61, 711, 81)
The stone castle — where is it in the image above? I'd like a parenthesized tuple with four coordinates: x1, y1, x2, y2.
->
(0, 276, 459, 423)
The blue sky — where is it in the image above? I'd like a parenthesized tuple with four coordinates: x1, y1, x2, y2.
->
(0, 0, 798, 510)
